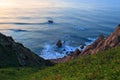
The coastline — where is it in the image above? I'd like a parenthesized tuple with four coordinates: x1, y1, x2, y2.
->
(50, 24, 120, 63)
(0, 24, 120, 64)
(40, 37, 96, 60)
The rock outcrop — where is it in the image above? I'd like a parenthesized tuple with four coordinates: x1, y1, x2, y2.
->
(48, 20, 54, 24)
(56, 40, 62, 47)
(81, 24, 120, 55)
(74, 48, 81, 56)
(0, 33, 53, 67)
(50, 49, 80, 63)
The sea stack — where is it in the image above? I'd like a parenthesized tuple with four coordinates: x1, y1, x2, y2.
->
(56, 40, 62, 47)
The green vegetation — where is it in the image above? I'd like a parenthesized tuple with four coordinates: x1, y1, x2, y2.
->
(0, 47, 120, 80)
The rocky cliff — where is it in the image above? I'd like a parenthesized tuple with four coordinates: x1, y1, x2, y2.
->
(51, 24, 120, 63)
(0, 33, 52, 67)
(81, 24, 120, 55)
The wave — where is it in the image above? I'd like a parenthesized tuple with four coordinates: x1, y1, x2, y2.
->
(13, 22, 47, 25)
(40, 38, 96, 60)
(85, 37, 96, 46)
(0, 22, 55, 25)
(40, 42, 77, 59)
(9, 29, 29, 32)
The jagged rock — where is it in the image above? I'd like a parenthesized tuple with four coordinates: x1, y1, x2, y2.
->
(50, 49, 81, 63)
(81, 24, 120, 55)
(81, 34, 105, 55)
(56, 40, 62, 47)
(74, 48, 81, 56)
(63, 49, 66, 51)
(0, 33, 53, 67)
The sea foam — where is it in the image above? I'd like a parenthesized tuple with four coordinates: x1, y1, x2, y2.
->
(40, 38, 96, 60)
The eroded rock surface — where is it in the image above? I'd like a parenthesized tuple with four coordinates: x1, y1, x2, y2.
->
(81, 24, 120, 55)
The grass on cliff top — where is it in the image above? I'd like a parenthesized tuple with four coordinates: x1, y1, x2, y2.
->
(0, 47, 120, 80)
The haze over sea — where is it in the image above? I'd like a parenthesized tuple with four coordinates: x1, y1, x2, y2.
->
(0, 0, 120, 59)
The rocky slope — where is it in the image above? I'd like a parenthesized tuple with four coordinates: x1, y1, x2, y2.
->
(81, 24, 120, 55)
(0, 33, 52, 67)
(51, 24, 120, 63)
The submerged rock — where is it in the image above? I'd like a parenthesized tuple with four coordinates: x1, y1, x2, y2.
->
(56, 40, 62, 47)
(80, 43, 85, 49)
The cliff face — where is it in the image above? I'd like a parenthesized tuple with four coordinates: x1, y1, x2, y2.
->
(51, 24, 120, 63)
(0, 33, 52, 67)
(81, 24, 120, 55)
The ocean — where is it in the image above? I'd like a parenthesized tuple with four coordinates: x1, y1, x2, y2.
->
(0, 0, 120, 59)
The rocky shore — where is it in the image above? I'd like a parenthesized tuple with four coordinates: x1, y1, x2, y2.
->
(50, 24, 120, 63)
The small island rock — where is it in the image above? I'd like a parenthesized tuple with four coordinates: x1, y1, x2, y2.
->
(56, 40, 62, 47)
(48, 20, 54, 24)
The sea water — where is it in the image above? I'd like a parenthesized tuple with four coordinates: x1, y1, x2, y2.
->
(0, 0, 120, 59)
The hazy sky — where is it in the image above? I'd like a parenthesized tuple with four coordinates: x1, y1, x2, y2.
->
(0, 0, 35, 6)
(0, 0, 120, 8)
(0, 0, 83, 9)
(0, 0, 54, 8)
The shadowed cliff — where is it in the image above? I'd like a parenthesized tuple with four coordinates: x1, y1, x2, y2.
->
(0, 33, 53, 68)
